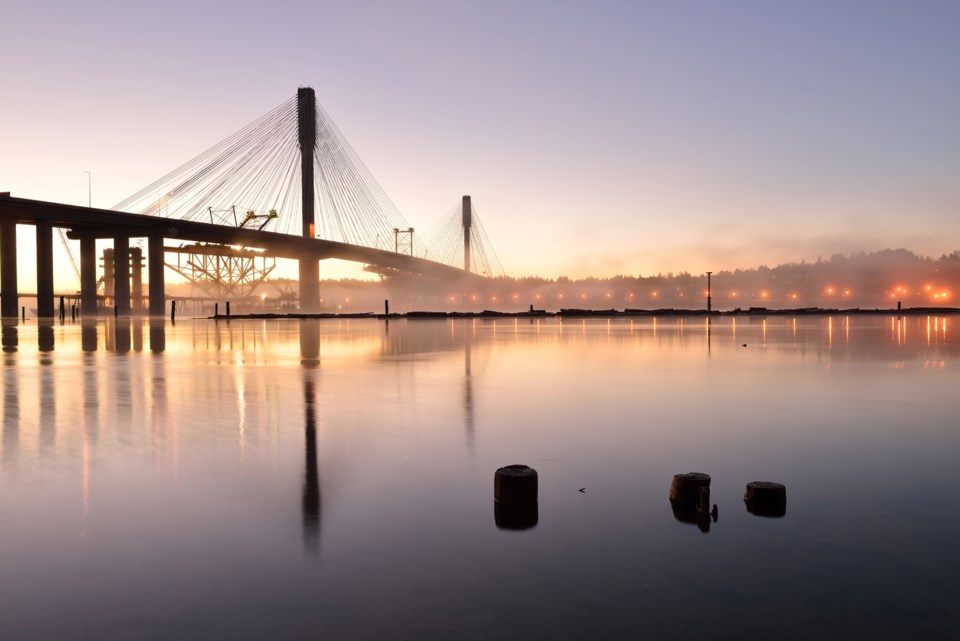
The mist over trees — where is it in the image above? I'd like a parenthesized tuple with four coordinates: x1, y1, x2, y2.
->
(169, 249, 960, 312)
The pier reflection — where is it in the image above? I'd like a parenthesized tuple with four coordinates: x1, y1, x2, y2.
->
(300, 320, 320, 367)
(114, 319, 131, 353)
(1, 319, 17, 352)
(38, 319, 54, 352)
(464, 327, 475, 452)
(38, 341, 55, 457)
(133, 320, 143, 351)
(1, 350, 18, 469)
(669, 499, 713, 534)
(149, 319, 165, 353)
(81, 319, 98, 352)
(81, 353, 98, 520)
(302, 373, 322, 556)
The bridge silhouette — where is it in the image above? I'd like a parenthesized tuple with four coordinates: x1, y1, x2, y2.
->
(0, 87, 501, 317)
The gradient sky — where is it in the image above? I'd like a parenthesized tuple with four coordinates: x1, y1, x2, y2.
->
(2, 0, 959, 286)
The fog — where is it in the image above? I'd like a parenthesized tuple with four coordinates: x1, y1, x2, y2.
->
(166, 249, 960, 313)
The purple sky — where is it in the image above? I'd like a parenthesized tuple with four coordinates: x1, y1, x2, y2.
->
(2, 0, 958, 286)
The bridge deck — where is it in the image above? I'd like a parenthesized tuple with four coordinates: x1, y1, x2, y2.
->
(0, 195, 479, 283)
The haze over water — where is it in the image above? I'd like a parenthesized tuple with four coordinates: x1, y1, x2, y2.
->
(1, 316, 958, 639)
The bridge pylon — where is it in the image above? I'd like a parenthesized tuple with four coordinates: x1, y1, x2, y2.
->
(462, 195, 472, 273)
(298, 86, 321, 312)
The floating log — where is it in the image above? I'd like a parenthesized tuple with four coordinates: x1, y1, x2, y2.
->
(668, 472, 711, 503)
(494, 465, 538, 504)
(743, 481, 787, 517)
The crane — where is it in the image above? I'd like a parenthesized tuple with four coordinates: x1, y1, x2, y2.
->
(57, 228, 82, 288)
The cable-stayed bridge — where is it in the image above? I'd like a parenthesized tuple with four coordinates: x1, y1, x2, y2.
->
(0, 87, 502, 317)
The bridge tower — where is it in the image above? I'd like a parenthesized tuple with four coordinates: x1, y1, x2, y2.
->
(298, 87, 321, 312)
(462, 195, 472, 273)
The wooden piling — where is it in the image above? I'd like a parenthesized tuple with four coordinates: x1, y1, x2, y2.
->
(668, 472, 711, 503)
(697, 486, 711, 513)
(743, 481, 787, 517)
(495, 465, 538, 504)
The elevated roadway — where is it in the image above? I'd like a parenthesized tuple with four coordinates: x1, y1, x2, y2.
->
(0, 194, 481, 317)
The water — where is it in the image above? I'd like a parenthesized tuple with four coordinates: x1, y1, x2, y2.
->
(1, 315, 958, 640)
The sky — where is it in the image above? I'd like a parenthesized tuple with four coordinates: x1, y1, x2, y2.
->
(2, 0, 959, 287)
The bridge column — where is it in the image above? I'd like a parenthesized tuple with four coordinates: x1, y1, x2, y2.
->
(0, 220, 17, 318)
(148, 234, 165, 316)
(80, 236, 97, 316)
(299, 258, 320, 313)
(114, 236, 130, 316)
(131, 247, 143, 312)
(36, 219, 55, 318)
(462, 195, 472, 273)
(298, 87, 320, 313)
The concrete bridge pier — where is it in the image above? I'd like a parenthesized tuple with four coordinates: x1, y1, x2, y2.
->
(0, 220, 17, 318)
(131, 247, 143, 311)
(36, 219, 55, 318)
(148, 234, 165, 316)
(299, 258, 320, 313)
(114, 236, 130, 315)
(80, 236, 97, 316)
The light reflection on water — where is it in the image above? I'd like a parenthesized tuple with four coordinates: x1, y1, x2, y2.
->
(0, 315, 958, 640)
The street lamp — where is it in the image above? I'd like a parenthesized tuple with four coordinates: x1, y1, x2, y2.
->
(706, 271, 712, 313)
(81, 170, 91, 207)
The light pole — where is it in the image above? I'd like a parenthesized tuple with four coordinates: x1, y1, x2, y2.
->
(706, 271, 712, 313)
(81, 170, 91, 207)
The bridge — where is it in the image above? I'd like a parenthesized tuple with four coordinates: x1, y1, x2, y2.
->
(0, 87, 501, 318)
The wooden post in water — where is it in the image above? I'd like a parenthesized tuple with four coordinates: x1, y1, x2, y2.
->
(494, 464, 538, 530)
(669, 472, 711, 503)
(697, 487, 711, 514)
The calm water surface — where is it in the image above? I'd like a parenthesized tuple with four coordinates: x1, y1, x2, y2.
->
(1, 316, 958, 640)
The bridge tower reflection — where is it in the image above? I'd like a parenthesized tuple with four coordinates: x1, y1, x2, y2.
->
(300, 320, 322, 555)
(302, 372, 322, 556)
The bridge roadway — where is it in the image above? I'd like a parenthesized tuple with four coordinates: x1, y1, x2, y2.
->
(0, 194, 480, 318)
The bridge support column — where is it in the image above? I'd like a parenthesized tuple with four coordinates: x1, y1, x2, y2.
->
(0, 220, 17, 318)
(148, 234, 165, 316)
(80, 236, 97, 316)
(36, 219, 55, 318)
(131, 247, 143, 312)
(462, 195, 472, 273)
(299, 258, 320, 313)
(114, 236, 130, 316)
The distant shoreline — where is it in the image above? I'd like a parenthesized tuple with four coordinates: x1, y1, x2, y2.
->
(209, 306, 960, 320)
